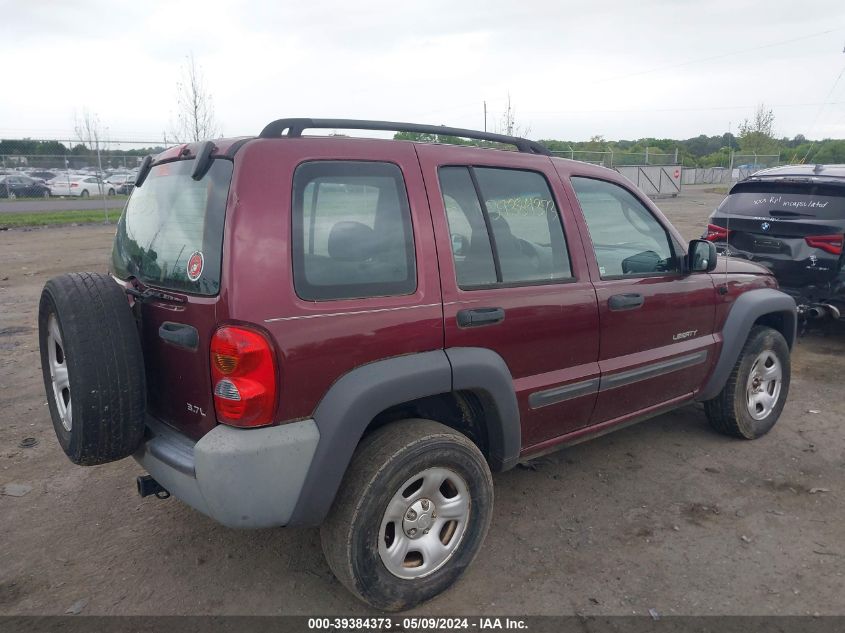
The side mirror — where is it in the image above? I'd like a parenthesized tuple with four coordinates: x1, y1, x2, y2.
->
(688, 239, 717, 273)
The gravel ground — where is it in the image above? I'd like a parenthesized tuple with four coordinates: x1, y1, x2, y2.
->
(1, 186, 843, 616)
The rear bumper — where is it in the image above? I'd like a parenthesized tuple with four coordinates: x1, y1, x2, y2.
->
(133, 416, 320, 528)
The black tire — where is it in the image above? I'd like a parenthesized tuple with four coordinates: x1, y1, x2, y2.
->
(704, 325, 790, 439)
(321, 419, 494, 611)
(108, 188, 115, 196)
(38, 273, 146, 465)
(80, 189, 89, 198)
(43, 189, 50, 198)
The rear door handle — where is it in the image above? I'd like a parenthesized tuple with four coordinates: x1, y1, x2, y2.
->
(608, 293, 645, 311)
(457, 307, 506, 328)
(158, 321, 199, 350)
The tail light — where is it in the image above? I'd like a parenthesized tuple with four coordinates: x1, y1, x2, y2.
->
(704, 223, 730, 241)
(70, 183, 78, 188)
(210, 326, 278, 427)
(805, 234, 843, 256)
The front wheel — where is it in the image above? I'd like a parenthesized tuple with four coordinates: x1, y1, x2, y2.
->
(704, 325, 790, 439)
(321, 419, 493, 611)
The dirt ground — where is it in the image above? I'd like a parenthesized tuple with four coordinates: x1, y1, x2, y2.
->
(1, 186, 843, 616)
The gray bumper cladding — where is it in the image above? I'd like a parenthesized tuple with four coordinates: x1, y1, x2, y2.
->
(134, 417, 320, 528)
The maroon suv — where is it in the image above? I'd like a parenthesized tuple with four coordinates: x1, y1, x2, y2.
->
(38, 119, 797, 611)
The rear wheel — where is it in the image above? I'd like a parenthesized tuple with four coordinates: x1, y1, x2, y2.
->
(8, 191, 16, 200)
(321, 419, 493, 611)
(80, 189, 89, 198)
(704, 325, 790, 439)
(43, 189, 50, 198)
(38, 273, 146, 465)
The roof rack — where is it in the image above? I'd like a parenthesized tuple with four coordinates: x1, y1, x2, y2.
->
(258, 118, 551, 156)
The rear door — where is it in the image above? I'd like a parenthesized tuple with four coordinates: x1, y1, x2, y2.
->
(417, 145, 600, 449)
(564, 173, 717, 424)
(111, 157, 233, 439)
(713, 180, 845, 289)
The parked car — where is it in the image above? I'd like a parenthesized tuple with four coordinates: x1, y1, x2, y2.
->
(27, 170, 59, 183)
(704, 164, 845, 320)
(49, 175, 115, 197)
(0, 174, 51, 199)
(38, 119, 796, 611)
(105, 173, 136, 194)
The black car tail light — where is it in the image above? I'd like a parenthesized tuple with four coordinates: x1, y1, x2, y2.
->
(704, 223, 730, 242)
(804, 234, 844, 256)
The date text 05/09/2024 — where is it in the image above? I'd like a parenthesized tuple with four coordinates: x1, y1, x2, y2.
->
(307, 617, 528, 630)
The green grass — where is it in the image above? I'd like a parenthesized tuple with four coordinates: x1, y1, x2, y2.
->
(0, 209, 117, 228)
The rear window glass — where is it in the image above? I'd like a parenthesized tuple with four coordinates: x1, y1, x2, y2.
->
(291, 161, 416, 301)
(111, 158, 233, 296)
(721, 181, 845, 220)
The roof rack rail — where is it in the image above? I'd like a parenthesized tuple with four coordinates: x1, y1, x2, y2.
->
(258, 118, 551, 156)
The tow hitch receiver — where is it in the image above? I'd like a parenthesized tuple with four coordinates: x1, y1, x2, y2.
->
(136, 474, 170, 499)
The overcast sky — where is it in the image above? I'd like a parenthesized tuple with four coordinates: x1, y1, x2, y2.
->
(2, 0, 844, 144)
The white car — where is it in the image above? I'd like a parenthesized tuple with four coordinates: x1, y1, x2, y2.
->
(49, 175, 116, 197)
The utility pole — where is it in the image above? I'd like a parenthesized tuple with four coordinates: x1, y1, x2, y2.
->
(483, 101, 487, 132)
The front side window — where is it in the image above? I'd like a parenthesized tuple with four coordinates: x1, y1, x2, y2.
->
(571, 177, 678, 278)
(292, 161, 416, 301)
(439, 166, 571, 288)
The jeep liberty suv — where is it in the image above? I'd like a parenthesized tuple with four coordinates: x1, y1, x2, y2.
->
(38, 119, 797, 611)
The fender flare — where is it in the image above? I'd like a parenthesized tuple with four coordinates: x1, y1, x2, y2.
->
(445, 347, 521, 472)
(286, 348, 521, 527)
(696, 288, 796, 402)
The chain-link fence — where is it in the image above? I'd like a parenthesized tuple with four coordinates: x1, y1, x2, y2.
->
(550, 148, 679, 168)
(730, 153, 780, 170)
(681, 153, 781, 185)
(0, 139, 171, 169)
(0, 138, 174, 200)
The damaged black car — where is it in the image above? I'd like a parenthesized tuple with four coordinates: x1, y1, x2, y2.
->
(704, 164, 845, 321)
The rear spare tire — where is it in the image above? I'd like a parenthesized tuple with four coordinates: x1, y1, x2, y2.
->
(38, 272, 146, 465)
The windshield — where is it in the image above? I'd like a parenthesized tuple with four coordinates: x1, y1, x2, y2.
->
(111, 158, 233, 295)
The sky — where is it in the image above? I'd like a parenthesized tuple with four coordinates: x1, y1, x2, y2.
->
(2, 0, 845, 145)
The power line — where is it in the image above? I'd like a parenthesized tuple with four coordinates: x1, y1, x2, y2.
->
(522, 102, 843, 115)
(585, 27, 845, 86)
(797, 62, 845, 162)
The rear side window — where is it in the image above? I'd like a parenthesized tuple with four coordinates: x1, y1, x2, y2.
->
(292, 161, 416, 301)
(439, 166, 571, 288)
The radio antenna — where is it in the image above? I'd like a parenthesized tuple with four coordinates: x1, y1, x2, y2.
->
(722, 144, 733, 295)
